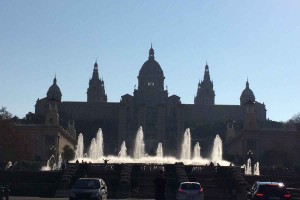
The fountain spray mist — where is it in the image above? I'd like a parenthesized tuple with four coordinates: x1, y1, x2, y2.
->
(133, 126, 145, 159)
(118, 141, 127, 158)
(156, 142, 163, 158)
(211, 134, 223, 163)
(75, 133, 84, 159)
(193, 142, 201, 159)
(181, 128, 191, 160)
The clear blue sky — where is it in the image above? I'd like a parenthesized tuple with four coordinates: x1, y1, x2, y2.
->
(1, 0, 299, 122)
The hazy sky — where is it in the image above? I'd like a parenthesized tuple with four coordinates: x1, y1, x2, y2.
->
(1, 1, 299, 122)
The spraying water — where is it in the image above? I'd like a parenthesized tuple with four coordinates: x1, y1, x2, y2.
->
(156, 142, 163, 158)
(133, 126, 145, 159)
(51, 127, 231, 168)
(95, 128, 104, 158)
(254, 162, 260, 176)
(245, 158, 252, 175)
(89, 128, 104, 160)
(211, 134, 223, 163)
(75, 133, 84, 159)
(181, 128, 191, 160)
(89, 138, 97, 159)
(193, 142, 201, 159)
(118, 141, 127, 158)
(41, 160, 51, 171)
(57, 154, 62, 169)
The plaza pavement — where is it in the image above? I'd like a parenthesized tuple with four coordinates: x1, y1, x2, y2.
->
(9, 197, 154, 200)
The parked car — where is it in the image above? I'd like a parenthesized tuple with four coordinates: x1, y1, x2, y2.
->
(69, 178, 108, 200)
(246, 181, 291, 200)
(176, 181, 204, 200)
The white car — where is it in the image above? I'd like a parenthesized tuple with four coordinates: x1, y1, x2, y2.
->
(176, 182, 204, 200)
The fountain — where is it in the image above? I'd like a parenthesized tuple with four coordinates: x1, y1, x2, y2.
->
(89, 138, 97, 159)
(133, 126, 145, 159)
(193, 142, 201, 159)
(156, 143, 163, 158)
(243, 158, 260, 175)
(57, 154, 62, 170)
(41, 155, 56, 171)
(245, 158, 252, 175)
(254, 162, 260, 176)
(70, 126, 231, 166)
(41, 160, 51, 171)
(211, 134, 223, 163)
(118, 141, 128, 158)
(180, 128, 191, 160)
(88, 128, 104, 159)
(75, 133, 84, 159)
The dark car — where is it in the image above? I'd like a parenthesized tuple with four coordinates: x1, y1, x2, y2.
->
(246, 181, 291, 200)
(69, 178, 108, 200)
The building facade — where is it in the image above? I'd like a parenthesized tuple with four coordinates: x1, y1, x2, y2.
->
(35, 46, 267, 157)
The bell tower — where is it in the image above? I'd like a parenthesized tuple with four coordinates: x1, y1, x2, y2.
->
(45, 101, 59, 126)
(243, 98, 257, 130)
(87, 61, 107, 103)
(194, 62, 215, 105)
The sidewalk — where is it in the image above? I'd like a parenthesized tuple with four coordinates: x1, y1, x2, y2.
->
(9, 197, 154, 200)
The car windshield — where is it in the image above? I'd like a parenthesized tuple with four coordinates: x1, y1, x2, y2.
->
(258, 185, 288, 195)
(181, 183, 200, 190)
(73, 179, 100, 189)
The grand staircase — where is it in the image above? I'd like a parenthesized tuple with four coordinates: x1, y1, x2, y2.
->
(54, 163, 248, 199)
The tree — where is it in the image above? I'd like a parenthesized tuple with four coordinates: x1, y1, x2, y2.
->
(286, 113, 300, 124)
(0, 107, 35, 161)
(61, 145, 75, 161)
(0, 107, 12, 120)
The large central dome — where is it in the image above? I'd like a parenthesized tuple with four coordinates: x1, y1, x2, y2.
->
(138, 46, 164, 78)
(137, 46, 165, 92)
(139, 59, 164, 77)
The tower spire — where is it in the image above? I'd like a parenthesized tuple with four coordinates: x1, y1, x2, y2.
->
(54, 74, 57, 85)
(194, 62, 215, 105)
(92, 60, 99, 79)
(87, 60, 107, 103)
(149, 43, 155, 60)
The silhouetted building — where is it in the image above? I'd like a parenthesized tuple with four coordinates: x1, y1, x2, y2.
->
(224, 99, 300, 166)
(14, 100, 77, 162)
(35, 46, 267, 156)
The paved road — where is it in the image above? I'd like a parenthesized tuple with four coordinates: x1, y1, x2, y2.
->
(9, 197, 68, 200)
(9, 197, 153, 200)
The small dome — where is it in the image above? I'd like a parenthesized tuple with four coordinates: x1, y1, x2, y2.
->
(240, 80, 255, 105)
(47, 77, 62, 102)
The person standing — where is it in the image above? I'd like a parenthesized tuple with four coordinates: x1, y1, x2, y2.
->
(153, 169, 166, 200)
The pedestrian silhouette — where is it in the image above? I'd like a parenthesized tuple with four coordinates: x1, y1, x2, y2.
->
(103, 158, 110, 164)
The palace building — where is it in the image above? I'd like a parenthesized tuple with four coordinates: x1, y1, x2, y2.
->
(35, 46, 269, 158)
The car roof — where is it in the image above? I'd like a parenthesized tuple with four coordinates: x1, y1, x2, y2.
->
(256, 181, 285, 186)
(77, 178, 102, 181)
(180, 182, 200, 185)
(257, 181, 283, 185)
